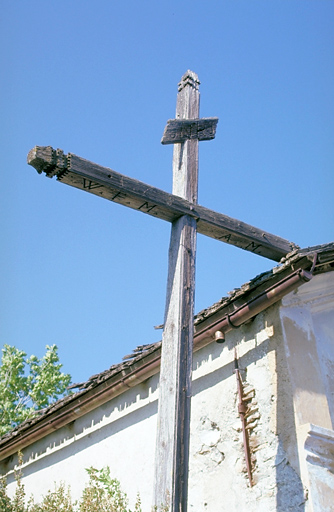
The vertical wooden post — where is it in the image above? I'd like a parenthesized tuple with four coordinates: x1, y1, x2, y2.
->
(153, 71, 199, 512)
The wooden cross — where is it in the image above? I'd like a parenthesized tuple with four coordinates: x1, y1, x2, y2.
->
(27, 70, 296, 512)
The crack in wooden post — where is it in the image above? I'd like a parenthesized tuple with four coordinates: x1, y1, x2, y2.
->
(153, 70, 203, 512)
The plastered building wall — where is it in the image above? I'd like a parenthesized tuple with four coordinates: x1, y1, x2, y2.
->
(280, 272, 334, 512)
(1, 272, 334, 511)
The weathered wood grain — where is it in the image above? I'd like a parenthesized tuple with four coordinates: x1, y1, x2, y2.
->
(161, 117, 218, 144)
(27, 146, 297, 261)
(153, 69, 199, 512)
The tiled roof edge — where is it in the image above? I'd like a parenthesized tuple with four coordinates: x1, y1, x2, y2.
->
(0, 242, 333, 453)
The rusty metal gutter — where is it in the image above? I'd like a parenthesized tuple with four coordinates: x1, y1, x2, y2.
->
(0, 351, 161, 461)
(0, 259, 316, 462)
(194, 267, 313, 347)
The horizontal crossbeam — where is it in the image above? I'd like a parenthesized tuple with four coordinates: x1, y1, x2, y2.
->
(27, 146, 298, 261)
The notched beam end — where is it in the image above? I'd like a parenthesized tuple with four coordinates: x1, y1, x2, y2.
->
(27, 146, 68, 178)
(27, 146, 55, 174)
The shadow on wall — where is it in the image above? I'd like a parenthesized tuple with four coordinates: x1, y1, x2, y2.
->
(5, 378, 159, 487)
(275, 331, 307, 511)
(192, 325, 269, 398)
(192, 311, 309, 511)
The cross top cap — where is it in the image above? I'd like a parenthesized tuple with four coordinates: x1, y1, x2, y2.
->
(178, 70, 200, 92)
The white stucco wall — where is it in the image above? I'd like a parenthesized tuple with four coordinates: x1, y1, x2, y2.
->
(2, 375, 160, 508)
(280, 271, 334, 511)
(1, 272, 334, 511)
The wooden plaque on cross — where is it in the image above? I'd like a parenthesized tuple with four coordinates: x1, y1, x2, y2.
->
(27, 70, 297, 512)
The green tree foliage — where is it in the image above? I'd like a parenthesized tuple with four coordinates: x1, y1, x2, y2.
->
(0, 345, 71, 436)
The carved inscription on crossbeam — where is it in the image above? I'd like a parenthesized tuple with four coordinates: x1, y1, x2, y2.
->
(27, 146, 297, 261)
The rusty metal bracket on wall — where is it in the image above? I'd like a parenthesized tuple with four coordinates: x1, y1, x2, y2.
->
(234, 348, 253, 487)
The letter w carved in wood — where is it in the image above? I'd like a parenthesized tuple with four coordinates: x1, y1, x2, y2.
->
(27, 146, 297, 262)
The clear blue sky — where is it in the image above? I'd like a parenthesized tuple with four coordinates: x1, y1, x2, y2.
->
(1, 1, 333, 386)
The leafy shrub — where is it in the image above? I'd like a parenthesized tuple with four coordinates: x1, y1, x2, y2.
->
(0, 455, 151, 511)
